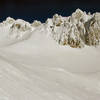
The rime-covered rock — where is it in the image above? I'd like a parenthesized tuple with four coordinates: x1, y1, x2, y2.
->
(46, 9, 100, 48)
(0, 9, 100, 48)
(31, 20, 42, 27)
(9, 19, 32, 39)
(84, 13, 100, 46)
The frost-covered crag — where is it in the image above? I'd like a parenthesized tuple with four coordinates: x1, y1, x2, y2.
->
(46, 9, 100, 48)
(1, 9, 100, 48)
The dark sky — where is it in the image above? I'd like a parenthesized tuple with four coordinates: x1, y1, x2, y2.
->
(0, 0, 100, 22)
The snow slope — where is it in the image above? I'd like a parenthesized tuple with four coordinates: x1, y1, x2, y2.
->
(0, 9, 100, 100)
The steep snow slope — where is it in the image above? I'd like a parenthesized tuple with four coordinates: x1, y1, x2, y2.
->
(0, 9, 100, 100)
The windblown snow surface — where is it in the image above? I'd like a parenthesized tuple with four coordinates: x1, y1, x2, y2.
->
(0, 9, 100, 100)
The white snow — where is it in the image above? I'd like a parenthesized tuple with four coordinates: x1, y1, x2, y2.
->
(0, 9, 100, 100)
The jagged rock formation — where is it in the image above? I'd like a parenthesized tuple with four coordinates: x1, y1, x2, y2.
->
(0, 9, 100, 48)
(84, 13, 100, 46)
(9, 19, 32, 39)
(46, 9, 100, 48)
(31, 20, 42, 27)
(1, 17, 15, 26)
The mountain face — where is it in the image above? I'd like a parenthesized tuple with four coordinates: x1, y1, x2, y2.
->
(0, 9, 100, 100)
(46, 9, 100, 48)
(0, 9, 100, 48)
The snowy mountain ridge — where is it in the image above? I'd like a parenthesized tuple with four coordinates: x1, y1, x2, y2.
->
(0, 9, 100, 100)
(0, 9, 100, 48)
